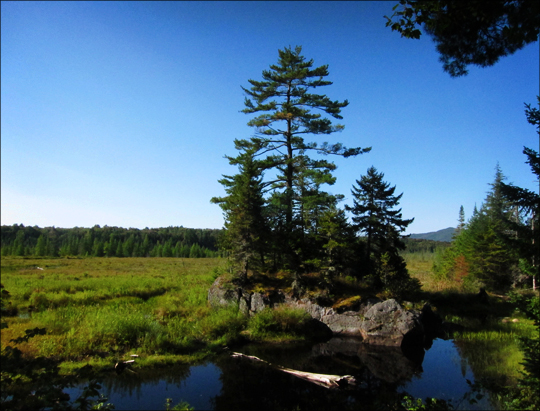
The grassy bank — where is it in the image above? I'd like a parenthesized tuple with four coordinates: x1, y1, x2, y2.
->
(404, 251, 537, 388)
(1, 257, 316, 373)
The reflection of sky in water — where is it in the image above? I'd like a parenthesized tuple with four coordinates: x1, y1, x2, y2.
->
(66, 363, 222, 410)
(399, 339, 491, 410)
(110, 363, 221, 410)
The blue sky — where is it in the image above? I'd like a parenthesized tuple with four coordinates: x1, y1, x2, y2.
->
(2, 1, 538, 234)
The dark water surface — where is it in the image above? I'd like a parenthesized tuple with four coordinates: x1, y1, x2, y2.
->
(66, 338, 495, 410)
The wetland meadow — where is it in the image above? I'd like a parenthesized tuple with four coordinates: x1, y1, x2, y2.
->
(1, 255, 537, 410)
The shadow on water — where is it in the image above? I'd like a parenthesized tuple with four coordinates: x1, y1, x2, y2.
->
(66, 337, 496, 410)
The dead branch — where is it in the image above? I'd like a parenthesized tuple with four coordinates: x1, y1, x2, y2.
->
(230, 352, 358, 389)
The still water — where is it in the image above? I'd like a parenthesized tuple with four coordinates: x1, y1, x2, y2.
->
(66, 338, 495, 410)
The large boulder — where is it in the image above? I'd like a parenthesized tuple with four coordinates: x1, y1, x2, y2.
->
(359, 299, 424, 347)
(208, 276, 426, 347)
(207, 277, 284, 316)
(282, 294, 380, 336)
(208, 277, 373, 335)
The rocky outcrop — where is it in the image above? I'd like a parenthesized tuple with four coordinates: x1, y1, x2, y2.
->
(208, 277, 285, 316)
(282, 293, 380, 336)
(208, 277, 430, 347)
(207, 277, 378, 335)
(359, 299, 424, 347)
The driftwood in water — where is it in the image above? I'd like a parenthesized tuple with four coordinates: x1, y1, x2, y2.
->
(115, 359, 136, 374)
(231, 352, 358, 389)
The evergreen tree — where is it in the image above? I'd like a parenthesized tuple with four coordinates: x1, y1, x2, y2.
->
(346, 166, 414, 280)
(141, 234, 150, 257)
(122, 235, 135, 257)
(80, 230, 93, 256)
(434, 165, 518, 290)
(385, 0, 540, 77)
(162, 240, 173, 258)
(236, 45, 370, 270)
(115, 241, 123, 258)
(316, 206, 355, 286)
(212, 149, 269, 282)
(13, 230, 25, 256)
(92, 238, 104, 257)
(471, 165, 516, 289)
(500, 98, 540, 289)
(35, 235, 47, 257)
(457, 205, 466, 234)
(189, 243, 201, 258)
(179, 244, 189, 258)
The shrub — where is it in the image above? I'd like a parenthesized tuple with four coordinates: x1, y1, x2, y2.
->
(247, 306, 311, 340)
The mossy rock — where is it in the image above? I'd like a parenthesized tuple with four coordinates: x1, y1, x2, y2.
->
(332, 296, 362, 313)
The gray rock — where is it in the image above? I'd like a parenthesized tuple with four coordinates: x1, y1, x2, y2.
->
(322, 310, 364, 335)
(359, 299, 424, 347)
(250, 292, 266, 313)
(208, 276, 426, 347)
(207, 277, 241, 309)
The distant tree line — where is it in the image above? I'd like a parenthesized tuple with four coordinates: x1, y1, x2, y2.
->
(0, 225, 223, 258)
(400, 238, 450, 254)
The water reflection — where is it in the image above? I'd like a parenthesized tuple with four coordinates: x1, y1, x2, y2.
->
(67, 338, 495, 410)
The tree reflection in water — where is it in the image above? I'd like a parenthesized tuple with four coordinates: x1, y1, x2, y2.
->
(68, 337, 495, 410)
(212, 337, 424, 410)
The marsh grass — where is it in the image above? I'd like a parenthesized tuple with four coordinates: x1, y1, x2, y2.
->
(403, 252, 460, 292)
(2, 254, 536, 390)
(1, 257, 232, 368)
(246, 306, 312, 342)
(402, 251, 538, 389)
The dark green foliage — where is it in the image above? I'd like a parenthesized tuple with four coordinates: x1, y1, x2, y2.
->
(399, 394, 454, 410)
(385, 0, 540, 77)
(434, 166, 519, 290)
(504, 292, 540, 410)
(499, 98, 540, 290)
(401, 238, 450, 254)
(211, 149, 269, 283)
(234, 45, 370, 271)
(0, 224, 222, 258)
(214, 47, 423, 297)
(435, 100, 539, 291)
(346, 167, 414, 281)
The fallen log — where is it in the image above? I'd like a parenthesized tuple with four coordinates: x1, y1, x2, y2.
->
(231, 352, 358, 389)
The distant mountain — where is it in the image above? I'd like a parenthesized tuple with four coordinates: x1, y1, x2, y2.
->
(409, 227, 455, 242)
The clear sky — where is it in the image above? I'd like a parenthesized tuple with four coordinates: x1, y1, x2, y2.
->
(2, 1, 538, 234)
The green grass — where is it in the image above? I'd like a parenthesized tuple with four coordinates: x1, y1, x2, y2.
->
(2, 253, 537, 389)
(404, 251, 538, 388)
(1, 257, 232, 367)
(1, 256, 324, 372)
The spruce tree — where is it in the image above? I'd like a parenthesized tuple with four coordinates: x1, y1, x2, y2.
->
(35, 235, 47, 257)
(470, 165, 516, 289)
(346, 166, 414, 282)
(212, 149, 269, 283)
(457, 205, 466, 234)
(435, 165, 519, 290)
(500, 98, 540, 290)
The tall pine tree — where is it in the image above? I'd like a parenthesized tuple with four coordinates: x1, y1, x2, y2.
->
(237, 45, 370, 269)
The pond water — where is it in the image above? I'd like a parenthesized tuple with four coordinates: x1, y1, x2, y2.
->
(66, 338, 495, 410)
